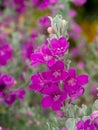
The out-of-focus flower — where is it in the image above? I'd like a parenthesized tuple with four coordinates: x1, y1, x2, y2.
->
(13, 0, 26, 13)
(91, 110, 98, 122)
(77, 62, 86, 70)
(4, 0, 26, 13)
(69, 21, 81, 40)
(31, 0, 58, 10)
(0, 43, 13, 66)
(72, 0, 87, 6)
(69, 9, 77, 18)
(90, 82, 98, 98)
(39, 16, 50, 29)
(61, 127, 66, 130)
(56, 110, 64, 118)
(21, 40, 34, 60)
(0, 72, 26, 105)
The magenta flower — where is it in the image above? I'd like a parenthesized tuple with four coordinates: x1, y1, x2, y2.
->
(64, 68, 88, 102)
(13, 0, 26, 13)
(76, 118, 98, 130)
(41, 85, 67, 110)
(0, 73, 15, 104)
(49, 0, 58, 5)
(56, 110, 64, 118)
(21, 40, 34, 60)
(90, 83, 98, 98)
(30, 44, 56, 66)
(3, 88, 26, 105)
(14, 88, 26, 100)
(48, 60, 68, 82)
(61, 128, 66, 130)
(29, 72, 51, 93)
(31, 0, 50, 10)
(72, 0, 87, 6)
(39, 16, 50, 28)
(0, 43, 13, 66)
(69, 21, 81, 40)
(31, 0, 58, 10)
(0, 73, 14, 94)
(4, 93, 16, 105)
(50, 37, 69, 57)
(69, 9, 77, 18)
(0, 72, 25, 105)
(91, 110, 98, 128)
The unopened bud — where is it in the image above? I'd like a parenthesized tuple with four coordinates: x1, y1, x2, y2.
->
(47, 26, 54, 34)
(62, 19, 67, 26)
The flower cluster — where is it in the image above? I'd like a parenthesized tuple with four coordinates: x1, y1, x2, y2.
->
(29, 33, 88, 110)
(0, 36, 13, 66)
(21, 40, 34, 61)
(0, 72, 25, 105)
(31, 0, 58, 10)
(4, 0, 26, 13)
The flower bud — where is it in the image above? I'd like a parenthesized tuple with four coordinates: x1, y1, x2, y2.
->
(47, 27, 54, 34)
(62, 19, 67, 26)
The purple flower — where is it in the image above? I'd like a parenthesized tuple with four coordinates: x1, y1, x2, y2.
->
(0, 73, 14, 93)
(49, 0, 58, 5)
(4, 88, 26, 105)
(0, 127, 10, 130)
(4, 93, 16, 105)
(0, 72, 25, 105)
(91, 110, 98, 128)
(72, 0, 87, 6)
(0, 73, 15, 104)
(15, 88, 26, 100)
(31, 0, 58, 10)
(69, 9, 77, 18)
(30, 44, 56, 66)
(31, 0, 50, 10)
(39, 16, 50, 28)
(90, 83, 98, 98)
(13, 0, 26, 13)
(76, 118, 98, 130)
(21, 40, 34, 60)
(56, 110, 64, 118)
(64, 68, 88, 102)
(61, 128, 66, 130)
(0, 43, 13, 66)
(69, 21, 81, 40)
(29, 72, 51, 93)
(48, 60, 68, 82)
(77, 62, 86, 70)
(41, 85, 67, 110)
(50, 37, 69, 57)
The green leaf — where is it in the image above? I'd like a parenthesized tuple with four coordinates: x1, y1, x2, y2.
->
(92, 100, 98, 110)
(65, 118, 76, 130)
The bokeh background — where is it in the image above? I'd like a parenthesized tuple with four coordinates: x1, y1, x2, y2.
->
(0, 0, 98, 130)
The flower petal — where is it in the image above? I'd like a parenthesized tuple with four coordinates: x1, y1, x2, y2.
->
(52, 101, 61, 110)
(41, 96, 52, 108)
(77, 74, 89, 85)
